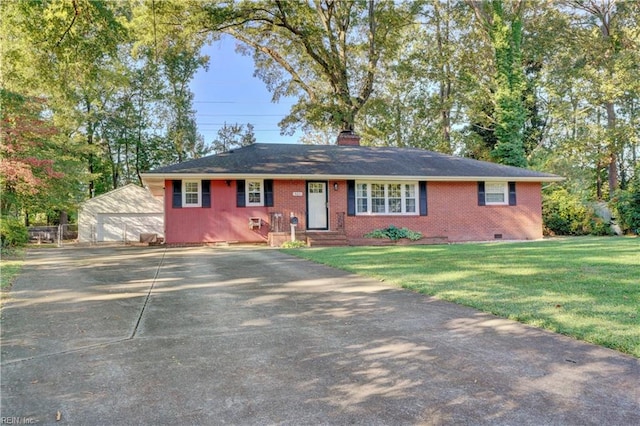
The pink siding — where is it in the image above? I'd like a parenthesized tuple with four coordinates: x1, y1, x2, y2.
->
(164, 180, 270, 244)
(164, 179, 543, 244)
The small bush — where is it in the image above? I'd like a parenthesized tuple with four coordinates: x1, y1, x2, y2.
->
(365, 225, 423, 241)
(281, 240, 307, 248)
(588, 216, 613, 236)
(0, 217, 29, 249)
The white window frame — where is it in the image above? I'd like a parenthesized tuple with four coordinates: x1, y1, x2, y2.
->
(485, 182, 508, 205)
(246, 179, 263, 206)
(183, 180, 201, 207)
(355, 181, 419, 215)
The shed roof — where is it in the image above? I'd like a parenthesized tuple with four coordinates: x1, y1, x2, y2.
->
(79, 184, 163, 213)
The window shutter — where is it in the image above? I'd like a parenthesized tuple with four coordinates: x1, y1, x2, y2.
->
(419, 181, 428, 216)
(201, 180, 211, 208)
(477, 182, 486, 206)
(347, 180, 356, 216)
(508, 182, 517, 206)
(172, 180, 182, 208)
(264, 179, 274, 207)
(236, 180, 246, 207)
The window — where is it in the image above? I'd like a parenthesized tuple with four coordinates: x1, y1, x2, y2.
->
(309, 182, 324, 193)
(247, 180, 263, 206)
(183, 181, 201, 207)
(388, 184, 402, 213)
(371, 183, 386, 213)
(355, 182, 418, 215)
(237, 179, 273, 207)
(173, 180, 210, 208)
(405, 184, 416, 213)
(485, 182, 508, 205)
(356, 183, 368, 213)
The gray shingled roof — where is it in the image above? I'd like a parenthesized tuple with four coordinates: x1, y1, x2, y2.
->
(145, 143, 561, 181)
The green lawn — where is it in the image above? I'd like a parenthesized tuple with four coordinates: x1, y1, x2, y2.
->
(283, 237, 640, 358)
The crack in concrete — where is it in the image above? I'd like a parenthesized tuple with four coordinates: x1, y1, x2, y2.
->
(1, 247, 168, 367)
(0, 338, 131, 366)
(129, 246, 167, 339)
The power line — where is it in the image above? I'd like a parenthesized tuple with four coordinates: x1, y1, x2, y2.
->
(195, 114, 285, 117)
(193, 100, 296, 104)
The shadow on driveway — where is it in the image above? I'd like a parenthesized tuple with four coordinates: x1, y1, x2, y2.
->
(1, 246, 638, 425)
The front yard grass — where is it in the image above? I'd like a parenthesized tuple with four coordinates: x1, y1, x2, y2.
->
(283, 237, 640, 358)
(1, 248, 25, 301)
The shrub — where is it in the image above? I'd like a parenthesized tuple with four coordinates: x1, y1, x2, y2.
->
(281, 240, 307, 248)
(0, 216, 29, 249)
(365, 225, 423, 241)
(611, 185, 640, 235)
(542, 188, 609, 236)
(588, 216, 613, 236)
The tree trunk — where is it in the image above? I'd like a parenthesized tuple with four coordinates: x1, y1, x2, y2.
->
(440, 82, 452, 148)
(436, 0, 452, 151)
(598, 3, 618, 196)
(596, 159, 603, 200)
(59, 211, 68, 225)
(86, 99, 95, 198)
(605, 101, 618, 196)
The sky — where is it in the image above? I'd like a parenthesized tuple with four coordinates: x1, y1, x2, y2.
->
(189, 37, 301, 145)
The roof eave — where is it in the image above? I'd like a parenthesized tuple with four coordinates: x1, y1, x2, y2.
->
(141, 172, 564, 183)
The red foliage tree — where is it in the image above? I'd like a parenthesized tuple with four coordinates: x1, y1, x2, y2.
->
(1, 90, 64, 215)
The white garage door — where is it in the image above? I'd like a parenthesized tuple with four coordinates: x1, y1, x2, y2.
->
(96, 213, 164, 242)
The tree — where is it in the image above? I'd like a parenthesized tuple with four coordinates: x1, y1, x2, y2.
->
(3, 0, 129, 198)
(535, 1, 639, 199)
(299, 127, 339, 145)
(130, 0, 212, 163)
(563, 0, 639, 196)
(2, 0, 212, 203)
(359, 0, 473, 151)
(176, 0, 418, 135)
(212, 123, 256, 153)
(466, 0, 528, 167)
(0, 90, 66, 219)
(159, 44, 210, 162)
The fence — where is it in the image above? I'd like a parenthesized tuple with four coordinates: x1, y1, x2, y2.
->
(27, 224, 78, 247)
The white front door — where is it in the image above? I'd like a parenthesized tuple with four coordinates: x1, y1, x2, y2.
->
(307, 182, 328, 230)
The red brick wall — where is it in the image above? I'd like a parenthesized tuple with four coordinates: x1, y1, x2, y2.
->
(342, 181, 543, 242)
(268, 180, 308, 230)
(164, 179, 543, 244)
(267, 180, 347, 231)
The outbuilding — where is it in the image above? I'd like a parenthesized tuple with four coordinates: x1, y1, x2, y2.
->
(78, 184, 164, 243)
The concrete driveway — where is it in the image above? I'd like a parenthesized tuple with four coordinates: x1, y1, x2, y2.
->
(1, 246, 638, 425)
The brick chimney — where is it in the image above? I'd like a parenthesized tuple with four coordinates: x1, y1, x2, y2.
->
(336, 130, 361, 146)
